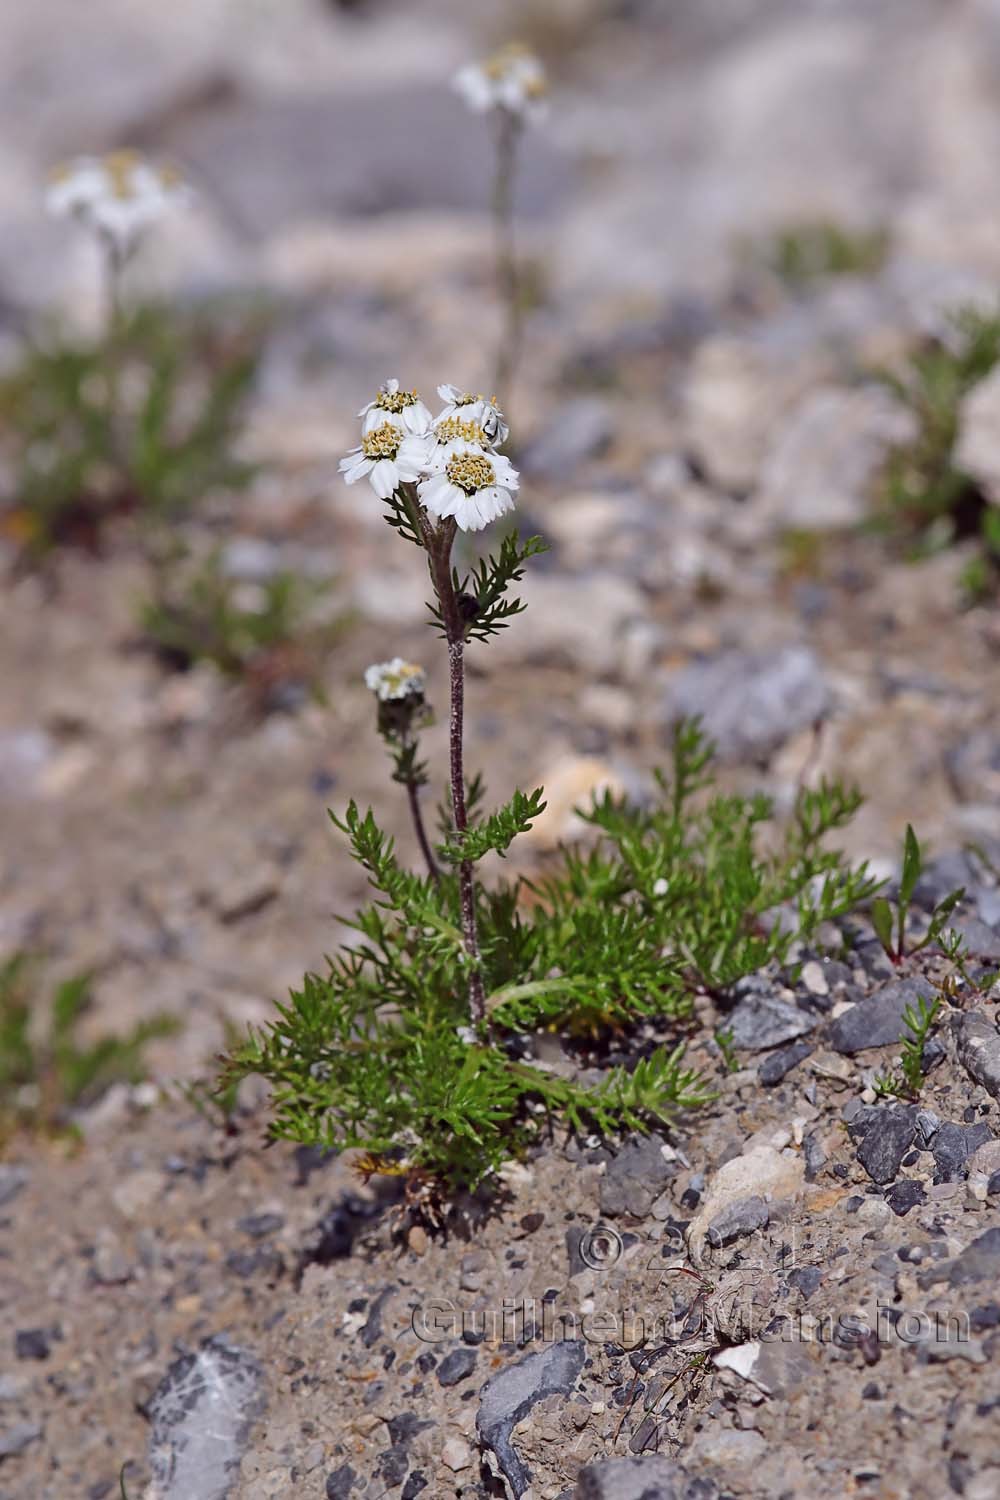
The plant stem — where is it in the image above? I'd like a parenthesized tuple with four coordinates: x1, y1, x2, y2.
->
(492, 107, 522, 408)
(419, 508, 485, 1023)
(447, 635, 485, 1022)
(405, 774, 440, 884)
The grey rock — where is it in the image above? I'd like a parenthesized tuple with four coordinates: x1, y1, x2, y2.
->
(326, 1467, 357, 1500)
(803, 1131, 827, 1178)
(0, 1165, 28, 1208)
(884, 1180, 926, 1216)
(574, 1455, 696, 1499)
(662, 646, 831, 762)
(160, 87, 571, 240)
(477, 1340, 585, 1498)
(787, 1266, 823, 1299)
(521, 398, 614, 480)
(726, 994, 814, 1052)
(758, 1038, 815, 1086)
(706, 1195, 768, 1246)
(756, 384, 916, 531)
(147, 1336, 265, 1500)
(931, 1121, 993, 1182)
(0, 1422, 42, 1458)
(847, 1104, 917, 1184)
(759, 1040, 815, 1085)
(600, 1135, 674, 1218)
(828, 978, 927, 1054)
(437, 1347, 477, 1388)
(957, 1011, 1000, 1099)
(953, 916, 1000, 962)
(919, 1227, 1000, 1289)
(915, 1110, 942, 1145)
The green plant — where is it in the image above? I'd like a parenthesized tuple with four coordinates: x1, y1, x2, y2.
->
(0, 300, 262, 559)
(0, 954, 178, 1141)
(751, 219, 890, 286)
(139, 547, 347, 709)
(874, 305, 1000, 596)
(873, 994, 943, 1101)
(224, 378, 883, 1208)
(870, 824, 964, 965)
(713, 1027, 739, 1075)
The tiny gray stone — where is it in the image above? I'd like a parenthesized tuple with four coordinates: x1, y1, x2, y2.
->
(0, 1422, 42, 1458)
(706, 1195, 769, 1246)
(915, 1110, 941, 1146)
(662, 645, 831, 762)
(828, 979, 927, 1054)
(931, 1122, 993, 1182)
(600, 1135, 674, 1219)
(0, 1166, 28, 1209)
(788, 1267, 823, 1299)
(326, 1466, 357, 1499)
(478, 1340, 585, 1498)
(574, 1454, 695, 1499)
(437, 1347, 477, 1388)
(726, 994, 814, 1052)
(885, 1179, 926, 1216)
(848, 1104, 917, 1184)
(919, 1227, 1000, 1289)
(759, 1040, 815, 1086)
(957, 1011, 1000, 1099)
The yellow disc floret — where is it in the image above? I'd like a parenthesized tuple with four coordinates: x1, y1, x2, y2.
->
(362, 423, 404, 460)
(446, 451, 496, 494)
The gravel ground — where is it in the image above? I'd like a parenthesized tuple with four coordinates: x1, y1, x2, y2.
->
(5, 1, 1000, 1496)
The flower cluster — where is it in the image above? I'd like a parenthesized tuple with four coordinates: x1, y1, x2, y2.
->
(45, 150, 188, 258)
(453, 42, 549, 123)
(364, 658, 426, 703)
(340, 379, 519, 533)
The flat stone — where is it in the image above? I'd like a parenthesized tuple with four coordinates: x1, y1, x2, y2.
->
(600, 1135, 674, 1219)
(847, 1104, 918, 1185)
(0, 1422, 42, 1458)
(931, 1122, 993, 1182)
(574, 1455, 695, 1499)
(885, 1180, 926, 1216)
(687, 1145, 803, 1265)
(0, 1166, 28, 1209)
(477, 1340, 585, 1498)
(918, 1227, 1000, 1289)
(828, 979, 927, 1054)
(957, 1012, 1000, 1099)
(325, 1466, 357, 1499)
(953, 916, 1000, 962)
(147, 1336, 266, 1500)
(520, 398, 614, 480)
(436, 1347, 477, 1388)
(726, 994, 814, 1052)
(759, 1040, 815, 1085)
(706, 1196, 769, 1246)
(662, 646, 832, 762)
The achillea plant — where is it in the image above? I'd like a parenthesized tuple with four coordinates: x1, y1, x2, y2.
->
(453, 45, 549, 402)
(227, 380, 882, 1212)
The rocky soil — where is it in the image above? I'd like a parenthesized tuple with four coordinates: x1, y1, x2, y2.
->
(5, 1, 1000, 1497)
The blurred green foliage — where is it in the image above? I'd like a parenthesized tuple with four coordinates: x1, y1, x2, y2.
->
(0, 953, 178, 1142)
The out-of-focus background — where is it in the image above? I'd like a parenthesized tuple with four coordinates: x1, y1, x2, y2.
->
(3, 0, 1000, 1079)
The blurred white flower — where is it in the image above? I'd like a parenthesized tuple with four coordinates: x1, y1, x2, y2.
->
(364, 658, 426, 702)
(359, 379, 433, 438)
(46, 150, 188, 257)
(435, 385, 509, 448)
(339, 420, 433, 500)
(419, 438, 519, 532)
(453, 43, 549, 123)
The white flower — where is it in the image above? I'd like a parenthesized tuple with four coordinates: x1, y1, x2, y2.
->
(456, 1025, 477, 1046)
(364, 658, 426, 702)
(652, 878, 669, 897)
(435, 384, 509, 448)
(418, 439, 519, 532)
(46, 150, 188, 257)
(453, 43, 549, 123)
(359, 379, 433, 438)
(339, 419, 433, 500)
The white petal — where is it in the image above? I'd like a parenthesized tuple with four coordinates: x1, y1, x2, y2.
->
(370, 460, 400, 499)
